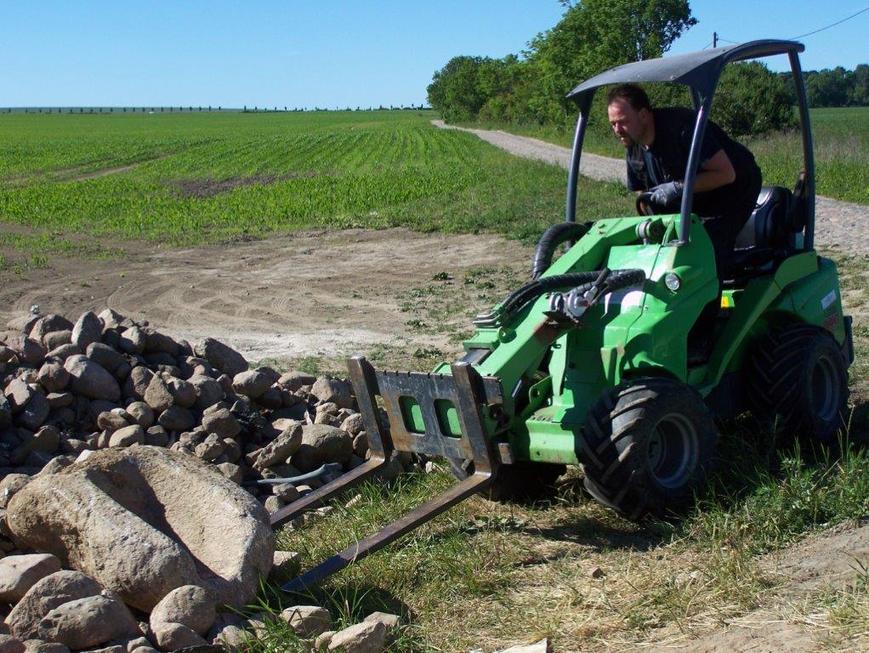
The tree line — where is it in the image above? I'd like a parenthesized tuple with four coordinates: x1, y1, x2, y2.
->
(427, 0, 865, 139)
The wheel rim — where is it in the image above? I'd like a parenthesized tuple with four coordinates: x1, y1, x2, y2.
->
(646, 413, 699, 489)
(811, 354, 842, 422)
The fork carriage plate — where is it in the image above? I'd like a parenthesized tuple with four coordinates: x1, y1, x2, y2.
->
(271, 355, 503, 592)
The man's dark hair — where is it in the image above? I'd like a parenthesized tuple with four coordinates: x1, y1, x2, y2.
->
(606, 84, 652, 112)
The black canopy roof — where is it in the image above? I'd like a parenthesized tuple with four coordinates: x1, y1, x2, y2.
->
(566, 39, 804, 102)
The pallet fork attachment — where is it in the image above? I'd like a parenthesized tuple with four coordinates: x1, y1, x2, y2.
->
(272, 355, 502, 592)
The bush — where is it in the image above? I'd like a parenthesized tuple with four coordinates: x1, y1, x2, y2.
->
(711, 62, 798, 137)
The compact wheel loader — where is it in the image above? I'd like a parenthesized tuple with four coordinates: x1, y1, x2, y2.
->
(273, 39, 854, 592)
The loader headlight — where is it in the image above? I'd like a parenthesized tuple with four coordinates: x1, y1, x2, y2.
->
(664, 272, 681, 292)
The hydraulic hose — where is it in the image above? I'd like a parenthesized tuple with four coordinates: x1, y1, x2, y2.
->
(531, 222, 590, 279)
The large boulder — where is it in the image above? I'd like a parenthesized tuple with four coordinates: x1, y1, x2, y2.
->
(6, 446, 273, 611)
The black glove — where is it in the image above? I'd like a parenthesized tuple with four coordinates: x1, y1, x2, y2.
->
(649, 181, 684, 207)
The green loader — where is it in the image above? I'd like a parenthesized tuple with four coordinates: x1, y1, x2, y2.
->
(273, 39, 854, 592)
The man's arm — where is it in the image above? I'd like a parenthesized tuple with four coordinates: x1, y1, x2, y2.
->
(693, 149, 735, 192)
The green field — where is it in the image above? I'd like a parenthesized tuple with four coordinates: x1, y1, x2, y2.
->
(0, 110, 631, 249)
(466, 106, 869, 204)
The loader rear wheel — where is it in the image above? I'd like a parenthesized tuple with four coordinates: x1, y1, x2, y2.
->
(448, 458, 566, 503)
(749, 324, 849, 444)
(580, 377, 718, 520)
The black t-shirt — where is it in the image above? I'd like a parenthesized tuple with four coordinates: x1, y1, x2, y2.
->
(625, 107, 761, 217)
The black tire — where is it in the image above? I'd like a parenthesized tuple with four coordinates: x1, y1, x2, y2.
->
(579, 377, 718, 520)
(749, 324, 849, 444)
(448, 458, 566, 503)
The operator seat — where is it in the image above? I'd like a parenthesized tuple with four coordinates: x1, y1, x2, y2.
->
(724, 184, 803, 284)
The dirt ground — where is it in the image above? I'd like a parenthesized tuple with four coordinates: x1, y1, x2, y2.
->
(0, 228, 532, 366)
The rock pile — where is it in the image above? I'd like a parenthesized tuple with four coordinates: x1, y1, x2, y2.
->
(0, 307, 399, 510)
(0, 308, 415, 652)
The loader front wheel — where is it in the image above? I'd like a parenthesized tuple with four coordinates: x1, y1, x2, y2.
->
(580, 377, 718, 520)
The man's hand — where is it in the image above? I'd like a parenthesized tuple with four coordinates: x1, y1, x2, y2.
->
(649, 181, 683, 207)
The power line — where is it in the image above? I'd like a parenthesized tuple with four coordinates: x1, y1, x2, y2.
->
(789, 6, 869, 40)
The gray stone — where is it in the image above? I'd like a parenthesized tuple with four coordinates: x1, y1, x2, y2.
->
(124, 402, 154, 429)
(263, 496, 283, 513)
(215, 463, 242, 484)
(117, 327, 146, 355)
(143, 426, 168, 447)
(36, 595, 139, 650)
(231, 371, 272, 400)
(31, 426, 60, 454)
(35, 455, 74, 476)
(70, 313, 103, 351)
(18, 393, 49, 432)
(7, 337, 46, 368)
(85, 344, 125, 374)
(292, 424, 353, 473)
(96, 309, 125, 330)
(194, 438, 224, 462)
(269, 551, 301, 584)
(21, 640, 69, 653)
(200, 408, 240, 439)
(0, 554, 62, 603)
(149, 585, 216, 636)
(340, 413, 364, 437)
(273, 483, 299, 503)
(41, 332, 71, 352)
(310, 377, 355, 410)
(6, 446, 274, 611)
(257, 387, 283, 410)
(166, 378, 196, 409)
(5, 380, 34, 414)
(280, 605, 332, 638)
(123, 367, 153, 401)
(150, 623, 207, 650)
(326, 620, 386, 652)
(363, 612, 400, 630)
(46, 344, 81, 362)
(36, 363, 69, 394)
(29, 316, 73, 344)
(0, 475, 31, 509)
(211, 624, 250, 649)
(157, 406, 194, 432)
(143, 331, 179, 357)
(189, 375, 223, 411)
(143, 376, 173, 414)
(108, 425, 144, 448)
(96, 411, 130, 433)
(277, 372, 316, 392)
(63, 356, 120, 402)
(195, 338, 248, 378)
(251, 423, 302, 471)
(4, 571, 105, 639)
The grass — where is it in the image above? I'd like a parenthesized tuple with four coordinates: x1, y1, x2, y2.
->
(257, 439, 867, 651)
(461, 106, 869, 204)
(0, 110, 633, 259)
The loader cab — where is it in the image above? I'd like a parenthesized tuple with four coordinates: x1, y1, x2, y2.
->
(563, 40, 816, 272)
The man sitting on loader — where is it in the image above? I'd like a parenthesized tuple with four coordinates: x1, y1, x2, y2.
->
(606, 83, 763, 355)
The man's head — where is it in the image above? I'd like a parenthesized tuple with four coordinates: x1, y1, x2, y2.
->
(606, 84, 654, 147)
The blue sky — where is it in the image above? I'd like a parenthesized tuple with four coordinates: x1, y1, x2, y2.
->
(2, 1, 867, 108)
